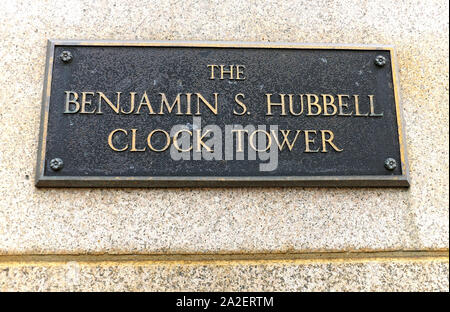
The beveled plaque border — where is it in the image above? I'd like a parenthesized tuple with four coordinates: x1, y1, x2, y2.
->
(35, 40, 410, 187)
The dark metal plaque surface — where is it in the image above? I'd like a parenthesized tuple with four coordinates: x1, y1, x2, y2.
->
(36, 40, 409, 187)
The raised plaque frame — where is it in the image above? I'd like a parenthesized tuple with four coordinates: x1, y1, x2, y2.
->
(35, 40, 410, 187)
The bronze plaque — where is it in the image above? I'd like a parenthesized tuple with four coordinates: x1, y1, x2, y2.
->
(36, 40, 409, 187)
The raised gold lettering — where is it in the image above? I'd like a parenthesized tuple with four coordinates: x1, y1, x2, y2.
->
(337, 94, 353, 116)
(97, 92, 121, 114)
(107, 128, 128, 151)
(322, 94, 337, 116)
(304, 130, 319, 152)
(64, 91, 80, 113)
(195, 129, 213, 152)
(147, 129, 170, 152)
(207, 65, 219, 80)
(130, 129, 146, 152)
(135, 91, 155, 114)
(368, 95, 383, 117)
(195, 93, 218, 115)
(231, 129, 248, 152)
(321, 130, 343, 152)
(159, 93, 182, 115)
(271, 130, 301, 151)
(173, 129, 193, 152)
(120, 92, 136, 114)
(266, 93, 287, 116)
(306, 94, 321, 116)
(249, 130, 272, 152)
(80, 92, 96, 114)
(233, 93, 247, 115)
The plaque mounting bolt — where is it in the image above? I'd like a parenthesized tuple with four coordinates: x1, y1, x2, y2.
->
(384, 158, 397, 170)
(374, 55, 386, 67)
(49, 158, 64, 171)
(59, 50, 73, 63)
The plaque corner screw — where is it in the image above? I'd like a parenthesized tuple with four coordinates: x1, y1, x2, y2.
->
(49, 158, 64, 171)
(374, 55, 386, 67)
(384, 158, 397, 170)
(59, 50, 73, 63)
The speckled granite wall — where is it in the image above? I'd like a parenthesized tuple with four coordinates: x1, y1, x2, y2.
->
(0, 0, 448, 291)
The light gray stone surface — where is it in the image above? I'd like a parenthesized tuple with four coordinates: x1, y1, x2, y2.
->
(0, 259, 448, 291)
(0, 0, 448, 255)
